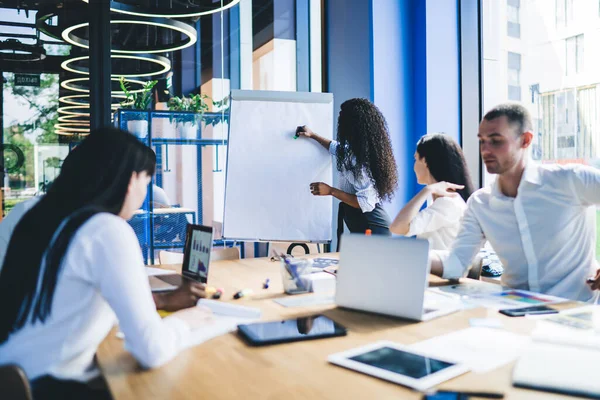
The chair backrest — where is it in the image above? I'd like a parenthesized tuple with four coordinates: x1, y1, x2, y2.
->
(268, 242, 321, 257)
(158, 250, 184, 265)
(0, 365, 33, 400)
(211, 247, 240, 261)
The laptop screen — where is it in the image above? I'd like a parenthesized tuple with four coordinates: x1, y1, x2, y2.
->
(182, 224, 213, 283)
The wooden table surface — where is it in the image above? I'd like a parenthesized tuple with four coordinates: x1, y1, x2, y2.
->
(96, 255, 572, 400)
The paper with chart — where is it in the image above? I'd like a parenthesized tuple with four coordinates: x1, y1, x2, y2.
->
(532, 306, 600, 351)
(223, 90, 334, 242)
(466, 289, 567, 310)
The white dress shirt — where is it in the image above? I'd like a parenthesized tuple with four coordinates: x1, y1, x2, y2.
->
(0, 197, 40, 268)
(0, 213, 190, 382)
(329, 140, 380, 213)
(406, 196, 466, 250)
(437, 162, 600, 301)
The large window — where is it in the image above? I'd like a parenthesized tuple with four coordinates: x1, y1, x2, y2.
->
(482, 0, 600, 256)
(1, 1, 322, 260)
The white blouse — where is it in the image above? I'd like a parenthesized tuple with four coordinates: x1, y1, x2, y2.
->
(406, 195, 467, 250)
(329, 140, 380, 213)
(0, 213, 190, 382)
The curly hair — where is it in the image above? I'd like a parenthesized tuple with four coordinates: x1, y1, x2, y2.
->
(336, 98, 398, 202)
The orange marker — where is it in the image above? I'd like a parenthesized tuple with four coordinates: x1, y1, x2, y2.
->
(365, 229, 372, 236)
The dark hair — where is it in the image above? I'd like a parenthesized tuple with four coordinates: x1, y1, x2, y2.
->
(336, 98, 398, 202)
(483, 102, 533, 135)
(416, 133, 474, 202)
(0, 127, 155, 343)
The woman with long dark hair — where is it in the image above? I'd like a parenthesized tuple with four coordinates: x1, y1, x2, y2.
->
(390, 133, 473, 250)
(0, 128, 207, 399)
(297, 98, 398, 245)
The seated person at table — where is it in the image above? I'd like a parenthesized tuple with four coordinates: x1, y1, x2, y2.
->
(390, 133, 473, 250)
(0, 128, 209, 400)
(0, 161, 199, 313)
(429, 103, 600, 302)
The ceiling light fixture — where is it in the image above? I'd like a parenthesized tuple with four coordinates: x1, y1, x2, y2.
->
(61, 77, 146, 94)
(61, 54, 171, 78)
(59, 94, 131, 108)
(0, 39, 46, 62)
(62, 18, 197, 54)
(80, 0, 241, 18)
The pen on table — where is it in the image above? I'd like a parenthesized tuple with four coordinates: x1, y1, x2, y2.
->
(426, 391, 504, 399)
(233, 289, 253, 299)
(457, 391, 504, 399)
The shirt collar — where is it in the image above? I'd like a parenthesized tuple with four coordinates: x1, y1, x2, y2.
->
(490, 162, 541, 200)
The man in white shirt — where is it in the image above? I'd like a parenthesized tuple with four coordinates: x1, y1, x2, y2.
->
(430, 103, 600, 301)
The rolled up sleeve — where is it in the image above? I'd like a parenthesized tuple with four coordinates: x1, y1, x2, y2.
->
(328, 140, 339, 156)
(436, 200, 485, 279)
(354, 171, 378, 213)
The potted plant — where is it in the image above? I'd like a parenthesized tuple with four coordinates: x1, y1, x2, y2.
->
(167, 93, 211, 139)
(119, 77, 157, 138)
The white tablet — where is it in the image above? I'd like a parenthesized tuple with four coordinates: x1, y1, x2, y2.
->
(328, 341, 469, 391)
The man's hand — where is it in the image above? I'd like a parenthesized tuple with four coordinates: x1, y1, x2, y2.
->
(296, 125, 314, 138)
(588, 268, 600, 291)
(310, 182, 333, 196)
(153, 281, 207, 312)
(427, 182, 464, 198)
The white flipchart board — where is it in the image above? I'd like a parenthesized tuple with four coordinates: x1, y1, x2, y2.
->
(223, 90, 334, 242)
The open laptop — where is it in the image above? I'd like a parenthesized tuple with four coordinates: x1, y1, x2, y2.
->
(335, 234, 460, 322)
(149, 224, 213, 292)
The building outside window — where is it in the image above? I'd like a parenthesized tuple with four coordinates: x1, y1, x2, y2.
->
(483, 0, 600, 257)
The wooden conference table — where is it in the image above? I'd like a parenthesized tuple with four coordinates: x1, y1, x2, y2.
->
(97, 255, 573, 400)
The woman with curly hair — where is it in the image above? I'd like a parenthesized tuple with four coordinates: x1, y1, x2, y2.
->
(296, 98, 398, 245)
(390, 133, 473, 250)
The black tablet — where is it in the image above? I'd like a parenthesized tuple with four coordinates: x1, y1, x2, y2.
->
(237, 315, 347, 346)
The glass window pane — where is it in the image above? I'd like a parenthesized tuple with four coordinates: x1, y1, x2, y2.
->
(507, 21, 521, 38)
(507, 5, 520, 23)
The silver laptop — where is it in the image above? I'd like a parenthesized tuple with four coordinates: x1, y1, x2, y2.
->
(335, 234, 460, 321)
(149, 224, 213, 292)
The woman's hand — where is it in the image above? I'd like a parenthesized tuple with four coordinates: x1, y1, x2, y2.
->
(310, 182, 333, 196)
(588, 269, 600, 291)
(296, 125, 315, 138)
(154, 281, 207, 312)
(427, 182, 464, 197)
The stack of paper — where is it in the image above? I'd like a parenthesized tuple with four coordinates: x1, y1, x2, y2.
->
(180, 300, 261, 348)
(511, 306, 600, 397)
(408, 327, 529, 374)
